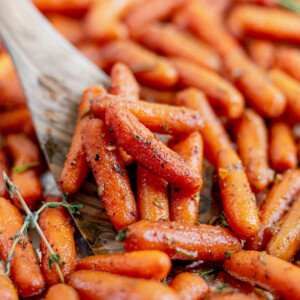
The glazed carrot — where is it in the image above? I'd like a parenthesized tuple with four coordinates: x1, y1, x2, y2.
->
(269, 121, 297, 173)
(69, 270, 179, 300)
(227, 5, 300, 44)
(268, 68, 300, 122)
(209, 293, 262, 300)
(105, 105, 202, 191)
(234, 108, 272, 192)
(0, 146, 9, 197)
(140, 86, 175, 105)
(91, 94, 203, 135)
(33, 0, 90, 14)
(39, 196, 76, 285)
(175, 88, 233, 167)
(248, 40, 274, 70)
(169, 273, 209, 300)
(45, 284, 79, 300)
(267, 193, 300, 261)
(246, 169, 300, 250)
(99, 40, 178, 88)
(76, 250, 171, 280)
(224, 251, 300, 299)
(122, 220, 241, 261)
(0, 274, 18, 300)
(77, 42, 105, 68)
(0, 197, 45, 297)
(81, 118, 138, 230)
(169, 132, 203, 224)
(6, 134, 43, 209)
(137, 165, 169, 221)
(218, 148, 260, 239)
(171, 58, 244, 119)
(136, 23, 221, 72)
(58, 85, 107, 194)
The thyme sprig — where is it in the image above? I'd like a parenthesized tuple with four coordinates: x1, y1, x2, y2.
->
(280, 0, 300, 14)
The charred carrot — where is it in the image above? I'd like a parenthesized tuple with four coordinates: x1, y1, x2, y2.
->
(248, 40, 274, 70)
(224, 251, 300, 300)
(0, 274, 18, 300)
(76, 250, 171, 280)
(81, 118, 138, 230)
(0, 197, 45, 297)
(246, 169, 300, 250)
(91, 94, 203, 135)
(137, 165, 169, 221)
(140, 86, 175, 105)
(169, 132, 203, 224)
(269, 121, 297, 173)
(105, 105, 202, 191)
(45, 283, 79, 300)
(0, 146, 9, 197)
(169, 272, 209, 300)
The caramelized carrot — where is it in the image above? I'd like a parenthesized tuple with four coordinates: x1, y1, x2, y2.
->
(246, 169, 300, 250)
(209, 293, 262, 300)
(91, 94, 203, 135)
(224, 251, 300, 300)
(0, 274, 18, 300)
(76, 250, 171, 280)
(0, 197, 45, 297)
(248, 40, 274, 70)
(0, 146, 9, 197)
(81, 118, 138, 230)
(45, 283, 79, 300)
(105, 105, 202, 191)
(77, 41, 105, 68)
(140, 86, 175, 105)
(169, 132, 203, 224)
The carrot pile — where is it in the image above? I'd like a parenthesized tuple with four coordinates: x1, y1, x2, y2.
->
(1, 0, 300, 299)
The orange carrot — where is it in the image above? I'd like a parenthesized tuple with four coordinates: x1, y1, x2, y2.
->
(77, 41, 105, 68)
(0, 197, 45, 297)
(169, 272, 209, 300)
(105, 105, 202, 191)
(81, 118, 138, 230)
(0, 146, 9, 197)
(224, 251, 300, 300)
(140, 86, 175, 105)
(137, 165, 169, 221)
(45, 284, 80, 300)
(169, 132, 203, 224)
(269, 121, 297, 173)
(76, 250, 171, 280)
(246, 169, 300, 250)
(91, 94, 203, 135)
(248, 40, 274, 70)
(0, 274, 18, 300)
(234, 108, 272, 192)
(209, 293, 262, 300)
(122, 220, 241, 261)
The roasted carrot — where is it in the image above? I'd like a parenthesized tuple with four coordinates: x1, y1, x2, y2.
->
(224, 251, 300, 299)
(137, 165, 169, 221)
(99, 40, 178, 88)
(0, 197, 45, 297)
(246, 169, 300, 250)
(105, 105, 202, 191)
(169, 132, 203, 224)
(136, 23, 221, 72)
(267, 192, 300, 261)
(81, 118, 138, 230)
(171, 58, 244, 119)
(39, 196, 76, 285)
(269, 121, 297, 173)
(0, 146, 9, 197)
(6, 134, 43, 209)
(209, 293, 262, 300)
(77, 41, 105, 68)
(58, 84, 107, 194)
(91, 94, 203, 135)
(248, 40, 274, 70)
(175, 88, 233, 167)
(140, 86, 175, 105)
(45, 284, 80, 300)
(0, 274, 18, 300)
(234, 108, 272, 192)
(169, 272, 209, 300)
(76, 250, 171, 280)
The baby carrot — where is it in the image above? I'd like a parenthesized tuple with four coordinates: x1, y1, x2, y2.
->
(105, 105, 202, 191)
(248, 40, 274, 70)
(76, 250, 171, 280)
(39, 196, 76, 285)
(267, 193, 300, 261)
(169, 273, 209, 300)
(81, 118, 138, 230)
(224, 251, 300, 300)
(209, 293, 262, 300)
(77, 41, 105, 68)
(91, 94, 203, 135)
(140, 86, 175, 105)
(0, 146, 9, 197)
(169, 132, 203, 224)
(218, 148, 260, 239)
(122, 220, 242, 261)
(171, 58, 244, 119)
(6, 134, 43, 209)
(234, 108, 272, 192)
(45, 284, 79, 300)
(269, 121, 297, 173)
(0, 197, 45, 297)
(175, 88, 233, 167)
(0, 274, 18, 300)
(137, 165, 169, 221)
(246, 169, 300, 250)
